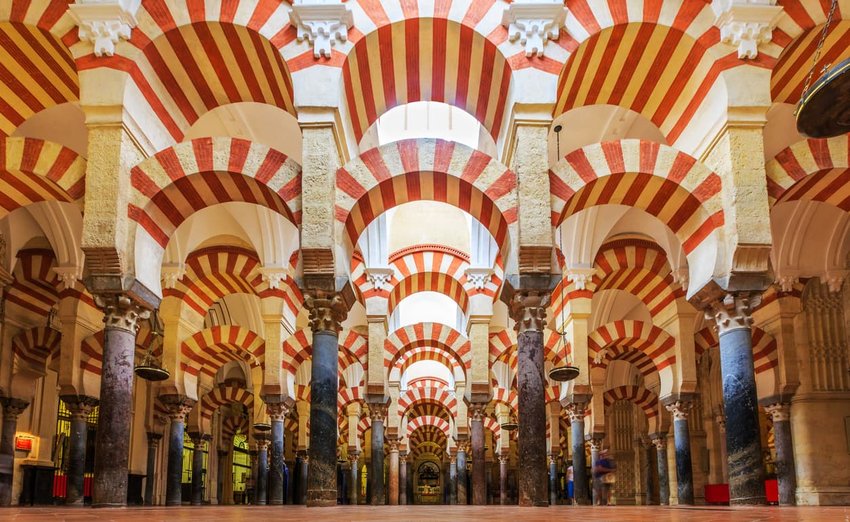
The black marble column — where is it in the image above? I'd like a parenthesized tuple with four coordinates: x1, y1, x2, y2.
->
(470, 406, 487, 505)
(190, 434, 207, 506)
(548, 455, 558, 506)
(62, 397, 97, 506)
(297, 451, 308, 504)
(161, 397, 194, 507)
(642, 438, 655, 505)
(498, 454, 508, 505)
(651, 434, 669, 505)
(255, 439, 269, 505)
(406, 458, 413, 504)
(566, 402, 590, 505)
(587, 435, 603, 505)
(348, 453, 359, 505)
(267, 404, 288, 506)
(449, 453, 458, 504)
(369, 406, 387, 505)
(217, 447, 229, 505)
(456, 443, 468, 504)
(91, 295, 151, 508)
(398, 453, 407, 505)
(711, 294, 767, 506)
(144, 432, 162, 506)
(304, 291, 349, 507)
(765, 402, 796, 506)
(0, 398, 28, 506)
(665, 400, 695, 505)
(510, 292, 548, 507)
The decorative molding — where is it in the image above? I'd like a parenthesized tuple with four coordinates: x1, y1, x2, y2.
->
(711, 0, 783, 59)
(52, 265, 83, 290)
(824, 270, 848, 294)
(464, 267, 493, 290)
(365, 267, 394, 291)
(764, 402, 790, 423)
(259, 266, 289, 290)
(507, 290, 548, 333)
(705, 292, 760, 335)
(289, 0, 354, 59)
(566, 266, 596, 291)
(160, 263, 185, 290)
(501, 0, 568, 58)
(68, 0, 140, 57)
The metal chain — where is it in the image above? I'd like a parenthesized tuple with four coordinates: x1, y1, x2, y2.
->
(797, 0, 839, 113)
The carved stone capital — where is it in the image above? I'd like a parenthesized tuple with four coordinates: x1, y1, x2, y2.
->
(585, 435, 605, 451)
(711, 0, 783, 59)
(507, 289, 549, 333)
(387, 438, 400, 453)
(564, 401, 588, 423)
(456, 440, 470, 454)
(469, 403, 488, 422)
(650, 434, 667, 451)
(94, 293, 151, 333)
(465, 267, 493, 290)
(825, 270, 849, 294)
(61, 395, 99, 420)
(705, 292, 760, 335)
(764, 402, 791, 423)
(365, 267, 394, 291)
(160, 263, 185, 290)
(256, 437, 271, 450)
(368, 404, 389, 423)
(565, 266, 597, 291)
(498, 454, 509, 465)
(266, 402, 290, 421)
(189, 432, 210, 447)
(303, 290, 349, 333)
(347, 451, 359, 464)
(715, 414, 727, 433)
(665, 399, 694, 421)
(159, 395, 196, 422)
(146, 431, 163, 446)
(290, 0, 354, 59)
(501, 0, 568, 58)
(400, 452, 408, 464)
(52, 265, 83, 290)
(259, 266, 289, 290)
(68, 0, 140, 57)
(0, 398, 29, 419)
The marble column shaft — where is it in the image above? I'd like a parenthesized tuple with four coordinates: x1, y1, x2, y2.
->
(92, 296, 149, 507)
(255, 440, 269, 506)
(0, 398, 28, 506)
(369, 408, 386, 505)
(217, 448, 230, 505)
(398, 454, 407, 505)
(267, 406, 288, 506)
(63, 398, 97, 506)
(190, 435, 207, 506)
(456, 445, 468, 504)
(667, 402, 695, 505)
(652, 435, 670, 506)
(549, 456, 558, 506)
(766, 403, 796, 506)
(296, 452, 308, 504)
(499, 455, 508, 505)
(568, 404, 590, 505)
(388, 441, 399, 505)
(643, 440, 655, 505)
(470, 409, 486, 505)
(307, 330, 340, 507)
(449, 455, 458, 505)
(516, 327, 547, 507)
(144, 432, 162, 506)
(166, 415, 186, 506)
(348, 453, 359, 505)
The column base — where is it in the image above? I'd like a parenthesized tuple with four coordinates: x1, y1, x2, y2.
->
(306, 489, 337, 507)
(729, 495, 767, 506)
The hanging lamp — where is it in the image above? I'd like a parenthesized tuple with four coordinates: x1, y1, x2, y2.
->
(796, 0, 850, 138)
(547, 123, 580, 383)
(134, 309, 170, 382)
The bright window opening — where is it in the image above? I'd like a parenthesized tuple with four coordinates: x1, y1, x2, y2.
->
(391, 291, 465, 331)
(376, 101, 481, 149)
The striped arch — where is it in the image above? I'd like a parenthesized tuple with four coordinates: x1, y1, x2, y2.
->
(766, 135, 850, 211)
(491, 387, 518, 414)
(387, 272, 470, 317)
(165, 246, 261, 315)
(221, 415, 249, 440)
(199, 385, 254, 421)
(129, 137, 301, 248)
(0, 4, 78, 136)
(408, 424, 449, 458)
(389, 345, 465, 385)
(694, 325, 779, 382)
(115, 20, 296, 142)
(11, 326, 60, 371)
(398, 387, 458, 418)
(550, 140, 723, 255)
(180, 326, 266, 378)
(589, 320, 677, 393)
(384, 322, 472, 380)
(6, 248, 60, 317)
(79, 327, 163, 377)
(0, 137, 86, 215)
(694, 326, 717, 360)
(282, 328, 367, 381)
(406, 415, 452, 440)
(336, 139, 517, 255)
(339, 329, 369, 371)
(341, 17, 513, 142)
(603, 385, 660, 420)
(592, 240, 685, 317)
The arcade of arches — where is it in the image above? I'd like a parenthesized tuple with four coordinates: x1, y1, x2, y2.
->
(2, 0, 850, 515)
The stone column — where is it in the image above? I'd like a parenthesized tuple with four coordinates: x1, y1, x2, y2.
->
(642, 438, 655, 505)
(255, 438, 269, 505)
(406, 458, 413, 505)
(161, 395, 195, 507)
(548, 455, 558, 506)
(565, 401, 590, 505)
(651, 434, 670, 505)
(456, 441, 469, 504)
(90, 293, 152, 507)
(189, 433, 208, 506)
(398, 453, 408, 505)
(498, 454, 509, 505)
(449, 451, 458, 505)
(469, 404, 487, 505)
(665, 399, 695, 505)
(305, 291, 348, 507)
(707, 293, 767, 505)
(716, 414, 729, 483)
(249, 450, 257, 504)
(765, 402, 796, 506)
(587, 435, 604, 505)
(348, 452, 359, 505)
(298, 452, 309, 504)
(0, 398, 28, 506)
(144, 432, 162, 506)
(368, 405, 387, 505)
(387, 439, 399, 505)
(217, 447, 230, 505)
(61, 396, 98, 506)
(507, 290, 549, 507)
(266, 403, 289, 506)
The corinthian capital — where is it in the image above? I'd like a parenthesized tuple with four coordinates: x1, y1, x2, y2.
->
(94, 293, 151, 333)
(266, 402, 290, 421)
(303, 290, 350, 333)
(507, 290, 549, 333)
(665, 399, 694, 421)
(159, 395, 196, 422)
(706, 292, 761, 335)
(0, 398, 29, 419)
(564, 400, 588, 422)
(764, 402, 791, 423)
(368, 403, 388, 423)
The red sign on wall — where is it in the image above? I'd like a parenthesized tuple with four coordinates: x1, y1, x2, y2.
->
(14, 436, 32, 452)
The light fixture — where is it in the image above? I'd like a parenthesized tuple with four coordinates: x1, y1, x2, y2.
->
(134, 309, 170, 382)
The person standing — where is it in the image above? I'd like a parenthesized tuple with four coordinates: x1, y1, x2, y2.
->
(592, 449, 616, 506)
(566, 465, 575, 505)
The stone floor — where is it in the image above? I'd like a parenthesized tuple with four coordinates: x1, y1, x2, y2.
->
(2, 505, 849, 522)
